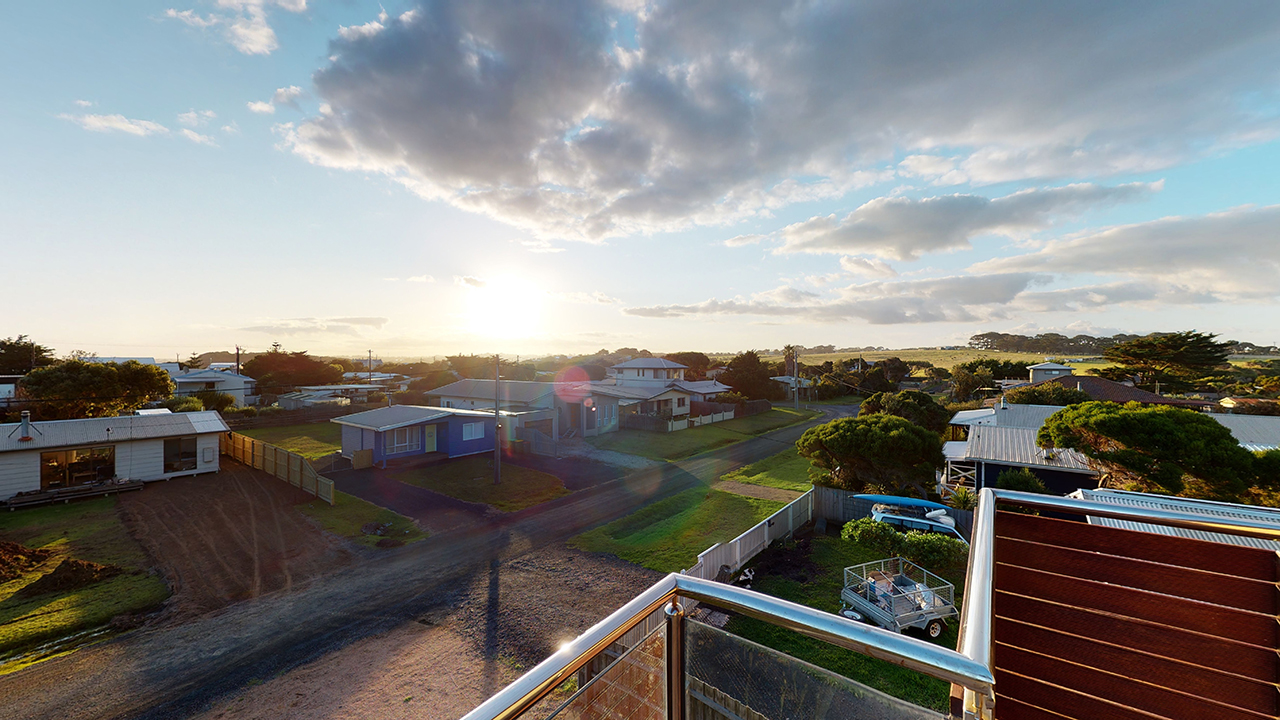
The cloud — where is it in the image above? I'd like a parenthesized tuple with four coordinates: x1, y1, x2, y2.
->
(240, 315, 387, 336)
(60, 113, 168, 136)
(406, 274, 434, 283)
(454, 275, 486, 288)
(976, 203, 1280, 299)
(778, 182, 1159, 260)
(177, 109, 217, 127)
(246, 101, 275, 114)
(165, 8, 218, 28)
(74, 99, 94, 108)
(280, 1, 1280, 239)
(520, 239, 566, 253)
(839, 256, 898, 278)
(339, 8, 388, 40)
(221, 121, 240, 134)
(724, 234, 767, 247)
(553, 291, 620, 304)
(165, 1, 307, 56)
(272, 85, 305, 109)
(180, 128, 218, 146)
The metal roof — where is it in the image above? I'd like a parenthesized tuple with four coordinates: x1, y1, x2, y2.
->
(949, 404, 1063, 429)
(1210, 413, 1280, 450)
(1027, 362, 1073, 370)
(425, 379, 557, 405)
(0, 411, 229, 453)
(964, 425, 1094, 473)
(611, 358, 687, 370)
(671, 380, 733, 395)
(172, 368, 256, 382)
(1070, 488, 1280, 552)
(331, 405, 502, 431)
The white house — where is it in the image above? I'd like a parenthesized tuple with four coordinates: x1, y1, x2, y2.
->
(0, 410, 228, 501)
(172, 368, 258, 407)
(278, 390, 352, 410)
(1027, 362, 1075, 383)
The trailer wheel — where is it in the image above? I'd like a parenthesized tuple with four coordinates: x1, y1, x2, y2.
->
(926, 619, 945, 638)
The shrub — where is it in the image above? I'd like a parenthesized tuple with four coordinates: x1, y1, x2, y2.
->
(840, 517, 903, 554)
(236, 406, 257, 417)
(995, 467, 1048, 494)
(161, 396, 204, 413)
(259, 406, 283, 415)
(899, 531, 969, 573)
(195, 390, 237, 412)
(947, 486, 977, 510)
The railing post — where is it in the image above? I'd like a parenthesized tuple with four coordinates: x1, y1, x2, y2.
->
(665, 600, 685, 720)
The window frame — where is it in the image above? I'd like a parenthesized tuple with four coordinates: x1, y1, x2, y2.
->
(462, 422, 485, 441)
(387, 426, 420, 454)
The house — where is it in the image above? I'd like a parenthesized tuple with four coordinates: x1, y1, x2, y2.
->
(331, 405, 502, 465)
(424, 379, 593, 438)
(1026, 373, 1214, 409)
(0, 410, 227, 501)
(172, 368, 258, 407)
(296, 384, 386, 403)
(341, 371, 411, 391)
(1211, 413, 1280, 451)
(277, 390, 352, 410)
(769, 375, 813, 400)
(1026, 361, 1074, 383)
(1220, 397, 1280, 414)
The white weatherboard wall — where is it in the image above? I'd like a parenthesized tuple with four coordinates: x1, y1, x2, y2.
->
(0, 434, 222, 501)
(0, 454, 41, 500)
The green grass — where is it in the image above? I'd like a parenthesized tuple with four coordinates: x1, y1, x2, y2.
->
(297, 491, 426, 548)
(0, 498, 170, 667)
(390, 457, 570, 512)
(587, 408, 820, 461)
(240, 423, 342, 459)
(570, 488, 783, 572)
(729, 534, 965, 712)
(719, 449, 813, 493)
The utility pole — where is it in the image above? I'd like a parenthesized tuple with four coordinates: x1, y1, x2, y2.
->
(235, 345, 241, 375)
(493, 354, 502, 485)
(368, 349, 373, 384)
(793, 347, 801, 410)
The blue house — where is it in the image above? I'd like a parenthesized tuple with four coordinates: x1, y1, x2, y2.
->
(331, 405, 500, 465)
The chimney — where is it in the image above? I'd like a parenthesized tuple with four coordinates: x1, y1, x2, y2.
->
(18, 411, 32, 441)
(999, 395, 1008, 410)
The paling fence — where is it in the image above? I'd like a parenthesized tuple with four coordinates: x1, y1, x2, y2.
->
(684, 489, 814, 581)
(220, 432, 335, 505)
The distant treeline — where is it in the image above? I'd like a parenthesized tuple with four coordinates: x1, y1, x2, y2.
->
(968, 332, 1279, 356)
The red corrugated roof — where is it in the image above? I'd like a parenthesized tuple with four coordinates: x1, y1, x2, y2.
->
(1032, 375, 1213, 407)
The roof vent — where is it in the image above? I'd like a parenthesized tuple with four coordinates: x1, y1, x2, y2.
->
(999, 395, 1009, 410)
(18, 410, 32, 441)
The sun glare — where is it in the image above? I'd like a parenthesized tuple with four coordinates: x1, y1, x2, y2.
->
(461, 276, 545, 339)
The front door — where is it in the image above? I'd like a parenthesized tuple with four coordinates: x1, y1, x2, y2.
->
(424, 425, 437, 453)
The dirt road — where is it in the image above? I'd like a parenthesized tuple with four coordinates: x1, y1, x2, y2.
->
(0, 409, 841, 720)
(120, 465, 353, 621)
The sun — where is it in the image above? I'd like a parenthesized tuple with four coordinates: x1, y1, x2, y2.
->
(460, 276, 545, 339)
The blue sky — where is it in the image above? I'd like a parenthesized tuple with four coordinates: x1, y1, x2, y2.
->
(4, 1, 1280, 360)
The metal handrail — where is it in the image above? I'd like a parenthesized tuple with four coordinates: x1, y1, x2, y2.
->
(958, 487, 1280, 719)
(462, 573, 996, 720)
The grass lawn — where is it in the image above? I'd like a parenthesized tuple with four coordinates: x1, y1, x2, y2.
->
(391, 457, 570, 513)
(297, 491, 426, 548)
(240, 423, 342, 459)
(570, 488, 783, 572)
(729, 534, 965, 712)
(587, 408, 820, 461)
(0, 498, 169, 671)
(719, 449, 813, 493)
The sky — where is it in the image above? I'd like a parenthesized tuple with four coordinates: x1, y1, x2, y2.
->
(4, 1, 1280, 360)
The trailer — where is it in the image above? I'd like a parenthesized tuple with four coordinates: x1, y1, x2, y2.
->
(839, 557, 957, 637)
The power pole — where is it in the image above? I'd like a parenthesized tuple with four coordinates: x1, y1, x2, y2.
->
(793, 347, 801, 410)
(368, 349, 373, 384)
(235, 345, 241, 375)
(493, 354, 502, 485)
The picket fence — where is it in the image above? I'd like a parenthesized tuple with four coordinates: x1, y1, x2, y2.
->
(683, 488, 813, 581)
(221, 432, 335, 505)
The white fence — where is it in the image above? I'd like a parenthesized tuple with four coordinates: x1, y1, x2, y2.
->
(688, 410, 734, 428)
(683, 488, 813, 580)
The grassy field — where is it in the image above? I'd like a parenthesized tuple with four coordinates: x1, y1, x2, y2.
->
(571, 488, 783, 572)
(587, 408, 819, 461)
(391, 456, 570, 513)
(719, 449, 813, 493)
(729, 534, 964, 712)
(0, 498, 169, 671)
(297, 491, 426, 548)
(240, 423, 342, 459)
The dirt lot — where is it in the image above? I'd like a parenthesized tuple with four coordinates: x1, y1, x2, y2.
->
(120, 462, 354, 621)
(194, 545, 663, 720)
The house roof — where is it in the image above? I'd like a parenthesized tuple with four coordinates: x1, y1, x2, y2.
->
(1071, 488, 1280, 552)
(963, 425, 1094, 474)
(770, 376, 813, 388)
(949, 404, 1064, 429)
(332, 405, 502, 432)
(611, 358, 687, 370)
(1028, 362, 1073, 371)
(1210, 413, 1280, 451)
(671, 380, 733, 395)
(1030, 374, 1212, 408)
(0, 411, 228, 453)
(173, 368, 255, 382)
(424, 379, 557, 405)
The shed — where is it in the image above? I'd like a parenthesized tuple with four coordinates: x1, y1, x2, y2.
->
(0, 411, 228, 500)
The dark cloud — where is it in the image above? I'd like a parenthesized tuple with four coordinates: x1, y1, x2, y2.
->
(284, 1, 1280, 238)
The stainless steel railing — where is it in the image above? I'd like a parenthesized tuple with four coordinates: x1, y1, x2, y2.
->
(462, 573, 995, 720)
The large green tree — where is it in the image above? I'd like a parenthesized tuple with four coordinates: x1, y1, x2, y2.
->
(1099, 331, 1232, 390)
(1038, 401, 1255, 502)
(720, 351, 785, 401)
(242, 348, 343, 391)
(19, 360, 175, 419)
(0, 335, 56, 375)
(797, 414, 944, 496)
(664, 351, 711, 380)
(1003, 382, 1091, 406)
(860, 390, 951, 433)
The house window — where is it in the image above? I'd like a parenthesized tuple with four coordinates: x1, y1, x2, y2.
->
(462, 422, 485, 441)
(163, 437, 198, 473)
(677, 397, 686, 408)
(40, 446, 115, 489)
(388, 427, 420, 454)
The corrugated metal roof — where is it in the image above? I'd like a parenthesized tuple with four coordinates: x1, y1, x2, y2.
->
(425, 379, 556, 404)
(0, 411, 229, 453)
(672, 380, 733, 395)
(943, 441, 969, 460)
(950, 404, 1062, 429)
(1211, 414, 1280, 449)
(331, 405, 502, 431)
(1071, 488, 1280, 552)
(964, 425, 1093, 473)
(611, 358, 687, 369)
(1028, 362, 1073, 370)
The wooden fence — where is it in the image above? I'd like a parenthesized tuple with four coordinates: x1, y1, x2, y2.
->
(221, 432, 335, 505)
(684, 489, 814, 580)
(515, 426, 558, 457)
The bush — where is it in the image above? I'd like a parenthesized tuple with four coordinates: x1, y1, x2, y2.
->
(259, 406, 283, 416)
(161, 396, 204, 413)
(367, 391, 387, 403)
(195, 391, 237, 412)
(236, 406, 257, 417)
(947, 486, 977, 510)
(899, 531, 969, 573)
(995, 467, 1048, 494)
(840, 517, 903, 554)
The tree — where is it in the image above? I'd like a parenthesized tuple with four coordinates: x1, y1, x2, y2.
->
(996, 467, 1049, 494)
(720, 351, 785, 401)
(195, 391, 236, 412)
(955, 358, 1031, 380)
(1003, 382, 1091, 406)
(663, 352, 711, 380)
(860, 390, 951, 433)
(877, 357, 911, 384)
(949, 367, 992, 401)
(162, 395, 205, 413)
(925, 366, 952, 382)
(19, 360, 175, 419)
(242, 348, 343, 391)
(1102, 331, 1232, 390)
(797, 414, 944, 497)
(181, 353, 205, 371)
(1038, 401, 1255, 502)
(0, 335, 56, 375)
